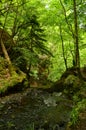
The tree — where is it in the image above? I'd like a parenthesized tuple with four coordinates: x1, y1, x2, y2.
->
(11, 12, 51, 85)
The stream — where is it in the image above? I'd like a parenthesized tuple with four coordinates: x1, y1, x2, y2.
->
(0, 88, 73, 130)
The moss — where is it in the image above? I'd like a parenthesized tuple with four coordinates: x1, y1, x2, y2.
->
(0, 72, 26, 94)
(0, 56, 26, 95)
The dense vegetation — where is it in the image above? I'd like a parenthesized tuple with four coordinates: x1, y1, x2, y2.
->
(0, 0, 86, 129)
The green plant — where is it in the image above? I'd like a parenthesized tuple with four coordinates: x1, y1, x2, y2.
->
(70, 98, 86, 126)
(25, 123, 34, 130)
(70, 107, 79, 125)
(7, 121, 15, 129)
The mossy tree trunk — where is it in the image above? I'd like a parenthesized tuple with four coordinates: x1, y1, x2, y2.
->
(0, 38, 13, 75)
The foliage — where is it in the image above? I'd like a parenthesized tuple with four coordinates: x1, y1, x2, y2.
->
(0, 0, 86, 81)
(0, 0, 51, 82)
(68, 83, 86, 126)
(69, 98, 86, 126)
(42, 0, 86, 80)
(10, 14, 51, 81)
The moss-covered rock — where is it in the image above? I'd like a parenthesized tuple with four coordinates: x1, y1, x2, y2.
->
(63, 75, 81, 95)
(49, 67, 86, 97)
(0, 56, 26, 95)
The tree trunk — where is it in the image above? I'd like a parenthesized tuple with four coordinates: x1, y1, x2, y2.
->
(59, 24, 68, 70)
(0, 38, 13, 75)
(1, 38, 12, 65)
(73, 0, 80, 69)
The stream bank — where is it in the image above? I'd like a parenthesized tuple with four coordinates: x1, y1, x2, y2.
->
(0, 88, 72, 130)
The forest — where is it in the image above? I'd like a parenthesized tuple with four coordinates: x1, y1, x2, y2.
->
(0, 0, 86, 130)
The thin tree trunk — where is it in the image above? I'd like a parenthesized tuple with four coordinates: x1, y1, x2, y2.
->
(73, 0, 80, 69)
(59, 24, 68, 70)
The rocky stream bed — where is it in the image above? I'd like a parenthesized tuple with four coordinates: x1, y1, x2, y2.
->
(0, 88, 73, 130)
